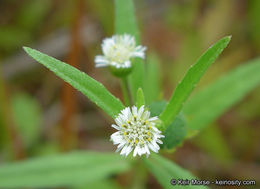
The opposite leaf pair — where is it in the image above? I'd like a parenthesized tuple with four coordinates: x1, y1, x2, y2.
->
(24, 34, 231, 157)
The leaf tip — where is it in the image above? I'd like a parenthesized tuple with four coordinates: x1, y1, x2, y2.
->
(23, 46, 31, 54)
(219, 35, 232, 49)
(224, 35, 232, 43)
(227, 35, 232, 41)
(137, 87, 142, 93)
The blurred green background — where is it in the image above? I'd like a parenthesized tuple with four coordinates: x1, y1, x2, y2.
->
(0, 0, 259, 188)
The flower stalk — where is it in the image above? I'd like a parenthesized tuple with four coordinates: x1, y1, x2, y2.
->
(120, 77, 132, 106)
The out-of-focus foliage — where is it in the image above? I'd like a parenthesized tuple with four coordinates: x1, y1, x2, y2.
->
(0, 27, 31, 52)
(249, 0, 260, 50)
(184, 58, 260, 130)
(0, 0, 52, 53)
(195, 124, 233, 164)
(88, 0, 114, 35)
(136, 88, 145, 108)
(11, 93, 42, 148)
(16, 0, 52, 31)
(144, 53, 161, 105)
(75, 179, 123, 189)
(0, 151, 130, 188)
(144, 154, 208, 189)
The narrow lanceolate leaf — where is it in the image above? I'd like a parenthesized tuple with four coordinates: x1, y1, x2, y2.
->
(24, 47, 124, 118)
(114, 0, 144, 101)
(143, 154, 209, 189)
(160, 36, 231, 127)
(0, 151, 130, 188)
(184, 58, 260, 130)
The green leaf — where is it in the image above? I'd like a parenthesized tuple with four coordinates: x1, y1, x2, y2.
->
(160, 36, 231, 128)
(88, 0, 113, 34)
(0, 27, 31, 51)
(24, 47, 124, 118)
(149, 101, 167, 117)
(249, 0, 260, 49)
(143, 154, 209, 189)
(136, 88, 145, 108)
(144, 53, 161, 104)
(114, 0, 144, 101)
(114, 0, 139, 41)
(183, 58, 260, 130)
(149, 101, 167, 131)
(149, 101, 187, 149)
(75, 179, 123, 189)
(0, 151, 130, 188)
(129, 60, 145, 102)
(16, 0, 52, 30)
(11, 93, 42, 148)
(162, 114, 187, 149)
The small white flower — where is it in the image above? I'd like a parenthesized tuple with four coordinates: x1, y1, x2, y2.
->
(95, 34, 146, 69)
(110, 105, 164, 157)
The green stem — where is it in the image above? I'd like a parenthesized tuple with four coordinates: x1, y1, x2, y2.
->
(131, 158, 148, 189)
(121, 77, 132, 106)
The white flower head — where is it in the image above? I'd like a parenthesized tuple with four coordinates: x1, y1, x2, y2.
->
(95, 34, 146, 69)
(110, 105, 164, 157)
